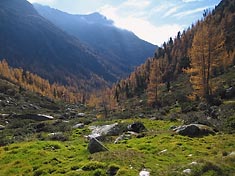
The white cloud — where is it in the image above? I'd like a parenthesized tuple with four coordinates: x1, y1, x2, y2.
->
(163, 6, 181, 18)
(122, 0, 151, 9)
(173, 6, 213, 18)
(99, 4, 183, 45)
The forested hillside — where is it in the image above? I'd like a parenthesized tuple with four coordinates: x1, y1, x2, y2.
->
(111, 0, 235, 108)
(0, 0, 122, 91)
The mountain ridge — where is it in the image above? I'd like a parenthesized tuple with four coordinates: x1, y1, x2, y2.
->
(0, 0, 121, 89)
(33, 3, 156, 77)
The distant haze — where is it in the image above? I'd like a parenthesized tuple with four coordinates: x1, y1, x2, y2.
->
(27, 0, 221, 45)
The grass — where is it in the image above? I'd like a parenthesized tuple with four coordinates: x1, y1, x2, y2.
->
(0, 119, 234, 176)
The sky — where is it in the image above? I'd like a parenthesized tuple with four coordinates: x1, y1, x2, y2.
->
(27, 0, 221, 46)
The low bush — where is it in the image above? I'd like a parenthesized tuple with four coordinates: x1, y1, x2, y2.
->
(82, 161, 106, 171)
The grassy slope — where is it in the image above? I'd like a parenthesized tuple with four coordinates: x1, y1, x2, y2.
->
(0, 119, 234, 176)
(0, 68, 235, 176)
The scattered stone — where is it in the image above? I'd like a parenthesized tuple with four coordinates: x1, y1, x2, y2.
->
(0, 125, 5, 130)
(225, 87, 235, 98)
(229, 151, 235, 156)
(198, 102, 208, 111)
(114, 133, 132, 144)
(0, 114, 10, 118)
(158, 149, 167, 154)
(73, 123, 84, 129)
(173, 124, 215, 137)
(77, 113, 85, 117)
(29, 104, 40, 110)
(139, 169, 150, 176)
(88, 138, 109, 154)
(189, 161, 198, 165)
(12, 114, 54, 121)
(127, 122, 146, 133)
(183, 169, 191, 174)
(37, 114, 54, 120)
(48, 132, 63, 137)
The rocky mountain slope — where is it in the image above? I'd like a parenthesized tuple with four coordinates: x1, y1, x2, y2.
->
(0, 0, 119, 89)
(33, 4, 156, 78)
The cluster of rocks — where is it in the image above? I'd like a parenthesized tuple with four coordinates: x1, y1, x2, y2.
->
(87, 122, 146, 154)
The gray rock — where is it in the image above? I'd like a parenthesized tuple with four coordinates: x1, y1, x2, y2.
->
(88, 138, 109, 154)
(198, 102, 208, 111)
(48, 132, 63, 137)
(226, 87, 235, 97)
(183, 169, 191, 174)
(139, 170, 150, 176)
(114, 133, 132, 144)
(12, 114, 54, 121)
(127, 122, 146, 133)
(173, 124, 215, 137)
(88, 123, 120, 139)
(0, 125, 5, 130)
(77, 113, 85, 117)
(229, 151, 235, 156)
(0, 114, 10, 118)
(73, 123, 84, 129)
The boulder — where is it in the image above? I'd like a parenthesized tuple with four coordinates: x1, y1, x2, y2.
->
(88, 138, 109, 154)
(77, 113, 85, 117)
(139, 170, 150, 176)
(12, 114, 54, 121)
(73, 123, 84, 129)
(88, 123, 121, 139)
(0, 125, 5, 130)
(225, 87, 235, 98)
(127, 122, 146, 133)
(0, 114, 10, 118)
(173, 124, 215, 137)
(183, 169, 191, 174)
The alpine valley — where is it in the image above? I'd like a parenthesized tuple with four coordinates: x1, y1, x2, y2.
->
(0, 0, 235, 176)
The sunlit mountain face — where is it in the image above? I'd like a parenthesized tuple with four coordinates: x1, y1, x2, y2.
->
(28, 0, 221, 45)
(0, 0, 155, 90)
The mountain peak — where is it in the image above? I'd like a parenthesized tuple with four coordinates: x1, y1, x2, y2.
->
(33, 3, 113, 26)
(0, 0, 38, 16)
(82, 12, 114, 25)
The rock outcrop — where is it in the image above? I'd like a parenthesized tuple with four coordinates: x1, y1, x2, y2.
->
(127, 122, 146, 133)
(88, 138, 109, 154)
(173, 124, 215, 137)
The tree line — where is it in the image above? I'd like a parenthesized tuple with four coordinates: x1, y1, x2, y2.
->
(111, 0, 235, 108)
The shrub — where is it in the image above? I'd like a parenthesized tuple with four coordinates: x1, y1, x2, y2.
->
(82, 161, 106, 171)
(107, 164, 120, 176)
(93, 169, 106, 176)
(71, 165, 80, 171)
(33, 169, 46, 176)
(224, 115, 235, 133)
(48, 132, 69, 141)
(191, 161, 224, 176)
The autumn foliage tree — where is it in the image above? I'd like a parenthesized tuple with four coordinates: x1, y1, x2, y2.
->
(187, 11, 227, 101)
(0, 59, 84, 103)
(147, 59, 160, 107)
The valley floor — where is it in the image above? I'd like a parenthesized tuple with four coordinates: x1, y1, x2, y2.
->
(0, 118, 235, 176)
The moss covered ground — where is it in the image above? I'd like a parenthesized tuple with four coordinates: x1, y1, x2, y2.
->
(0, 119, 234, 176)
